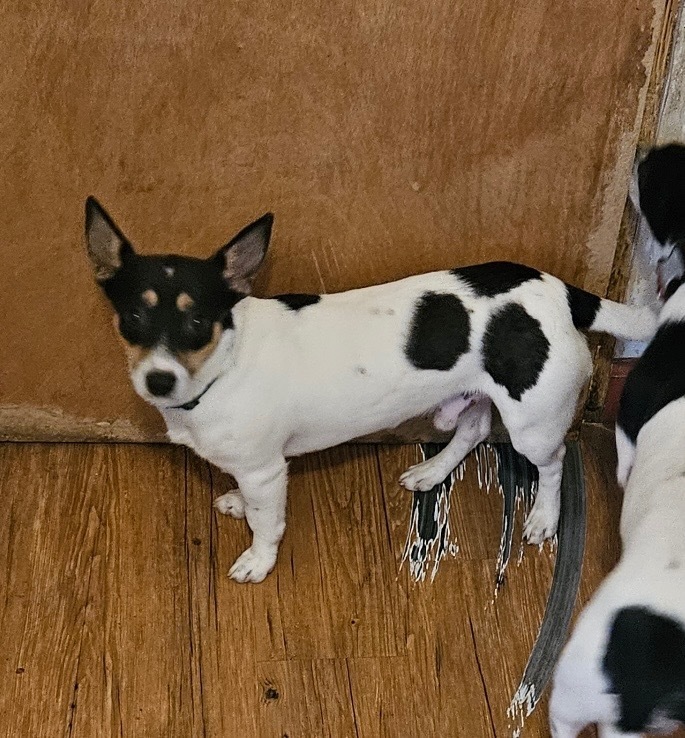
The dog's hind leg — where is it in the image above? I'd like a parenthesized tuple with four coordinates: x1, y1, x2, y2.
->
(399, 397, 492, 492)
(503, 414, 566, 543)
(521, 442, 565, 544)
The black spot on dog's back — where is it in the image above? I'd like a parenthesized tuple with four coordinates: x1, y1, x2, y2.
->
(566, 284, 601, 330)
(603, 606, 685, 732)
(273, 293, 321, 311)
(617, 322, 685, 442)
(452, 262, 542, 297)
(483, 303, 550, 400)
(405, 292, 470, 371)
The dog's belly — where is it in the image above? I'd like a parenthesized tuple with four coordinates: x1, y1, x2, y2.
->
(282, 385, 471, 457)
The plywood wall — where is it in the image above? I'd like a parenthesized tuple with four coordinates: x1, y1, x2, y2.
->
(0, 0, 666, 440)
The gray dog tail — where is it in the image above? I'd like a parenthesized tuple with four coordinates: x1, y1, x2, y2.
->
(565, 283, 657, 341)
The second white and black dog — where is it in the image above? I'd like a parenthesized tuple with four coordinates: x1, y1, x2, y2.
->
(550, 143, 685, 738)
(85, 198, 656, 582)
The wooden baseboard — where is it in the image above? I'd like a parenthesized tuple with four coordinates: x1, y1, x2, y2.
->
(601, 358, 638, 426)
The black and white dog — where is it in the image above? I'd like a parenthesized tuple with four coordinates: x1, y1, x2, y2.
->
(550, 143, 685, 738)
(85, 197, 655, 583)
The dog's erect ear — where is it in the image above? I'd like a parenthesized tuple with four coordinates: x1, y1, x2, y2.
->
(85, 197, 133, 282)
(214, 213, 273, 294)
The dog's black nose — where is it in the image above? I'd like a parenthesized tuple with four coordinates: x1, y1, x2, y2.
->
(146, 371, 176, 397)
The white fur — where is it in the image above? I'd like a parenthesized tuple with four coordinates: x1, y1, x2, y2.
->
(550, 398, 685, 737)
(130, 269, 655, 582)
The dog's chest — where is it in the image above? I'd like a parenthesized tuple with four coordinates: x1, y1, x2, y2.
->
(164, 408, 243, 470)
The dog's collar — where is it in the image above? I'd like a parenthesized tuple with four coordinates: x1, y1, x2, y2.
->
(169, 377, 218, 411)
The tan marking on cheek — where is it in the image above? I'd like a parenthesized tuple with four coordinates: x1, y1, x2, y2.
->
(142, 289, 159, 307)
(112, 317, 151, 370)
(177, 322, 222, 375)
(121, 341, 151, 370)
(176, 292, 194, 311)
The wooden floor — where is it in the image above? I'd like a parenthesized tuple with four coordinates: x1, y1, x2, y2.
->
(0, 427, 623, 738)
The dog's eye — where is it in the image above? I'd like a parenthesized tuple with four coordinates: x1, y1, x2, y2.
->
(118, 310, 153, 346)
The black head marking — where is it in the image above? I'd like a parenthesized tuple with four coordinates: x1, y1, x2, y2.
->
(617, 321, 685, 443)
(482, 303, 550, 400)
(273, 293, 321, 311)
(405, 292, 470, 371)
(603, 606, 685, 732)
(565, 284, 601, 330)
(452, 262, 542, 297)
(638, 144, 685, 252)
(85, 198, 273, 355)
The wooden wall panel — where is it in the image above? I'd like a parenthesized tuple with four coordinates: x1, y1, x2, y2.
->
(0, 0, 666, 440)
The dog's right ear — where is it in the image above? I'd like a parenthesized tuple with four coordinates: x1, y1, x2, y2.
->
(85, 197, 133, 282)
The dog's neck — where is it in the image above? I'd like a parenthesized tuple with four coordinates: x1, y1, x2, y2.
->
(621, 398, 685, 550)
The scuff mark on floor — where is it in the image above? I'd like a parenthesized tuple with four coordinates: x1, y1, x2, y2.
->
(401, 443, 464, 582)
(402, 441, 540, 589)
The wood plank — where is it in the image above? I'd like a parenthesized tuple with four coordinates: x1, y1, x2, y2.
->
(68, 444, 195, 737)
(375, 445, 497, 737)
(0, 444, 104, 737)
(255, 446, 407, 661)
(184, 454, 258, 738)
(257, 659, 357, 738)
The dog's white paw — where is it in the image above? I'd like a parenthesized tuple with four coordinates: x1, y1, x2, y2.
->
(229, 546, 276, 583)
(214, 491, 246, 519)
(399, 459, 451, 492)
(523, 503, 559, 545)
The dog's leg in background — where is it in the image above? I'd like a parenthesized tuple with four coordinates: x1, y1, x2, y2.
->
(549, 715, 585, 738)
(214, 490, 246, 519)
(228, 457, 288, 583)
(399, 397, 492, 491)
(597, 727, 640, 738)
(614, 425, 635, 488)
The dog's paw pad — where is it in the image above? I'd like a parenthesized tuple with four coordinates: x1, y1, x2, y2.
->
(399, 460, 449, 492)
(523, 506, 559, 545)
(229, 547, 276, 583)
(214, 492, 246, 519)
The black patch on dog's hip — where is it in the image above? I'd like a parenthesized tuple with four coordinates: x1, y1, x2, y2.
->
(452, 262, 542, 297)
(565, 284, 601, 330)
(273, 293, 322, 311)
(405, 292, 470, 370)
(483, 303, 549, 400)
(603, 606, 685, 732)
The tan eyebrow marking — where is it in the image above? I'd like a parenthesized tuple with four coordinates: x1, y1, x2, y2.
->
(141, 289, 159, 307)
(176, 322, 222, 374)
(176, 292, 194, 311)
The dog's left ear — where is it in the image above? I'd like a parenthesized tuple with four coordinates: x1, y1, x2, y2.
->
(85, 197, 134, 282)
(215, 213, 273, 294)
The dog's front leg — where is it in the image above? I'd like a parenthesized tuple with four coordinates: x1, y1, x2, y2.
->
(228, 457, 288, 583)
